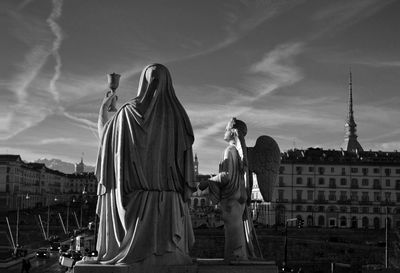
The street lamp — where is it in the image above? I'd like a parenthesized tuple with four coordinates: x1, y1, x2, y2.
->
(46, 196, 58, 240)
(80, 186, 88, 228)
(15, 193, 30, 252)
(283, 218, 298, 270)
(385, 201, 389, 269)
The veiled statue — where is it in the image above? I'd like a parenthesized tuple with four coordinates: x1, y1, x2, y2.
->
(199, 118, 280, 262)
(95, 64, 195, 267)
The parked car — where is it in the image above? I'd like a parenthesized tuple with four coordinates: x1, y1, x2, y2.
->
(36, 248, 50, 259)
(49, 242, 60, 251)
(59, 250, 82, 265)
(59, 244, 70, 254)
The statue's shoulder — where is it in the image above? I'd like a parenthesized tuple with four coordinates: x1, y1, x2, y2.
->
(225, 144, 238, 154)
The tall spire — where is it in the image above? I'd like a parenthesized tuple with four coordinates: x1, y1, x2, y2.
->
(348, 70, 353, 121)
(343, 70, 363, 153)
(194, 153, 199, 178)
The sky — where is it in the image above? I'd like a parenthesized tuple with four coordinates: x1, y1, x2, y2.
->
(1, 0, 400, 174)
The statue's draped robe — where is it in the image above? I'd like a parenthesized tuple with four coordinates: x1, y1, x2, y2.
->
(208, 145, 249, 261)
(95, 65, 195, 265)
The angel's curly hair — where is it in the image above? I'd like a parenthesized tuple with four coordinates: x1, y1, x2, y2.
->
(231, 117, 247, 137)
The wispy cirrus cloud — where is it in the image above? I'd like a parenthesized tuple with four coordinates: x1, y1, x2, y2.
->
(11, 45, 50, 105)
(62, 111, 99, 141)
(36, 137, 76, 145)
(188, 42, 305, 167)
(46, 0, 64, 104)
(185, 1, 302, 59)
(1, 0, 65, 140)
(310, 0, 394, 39)
(246, 42, 304, 99)
(17, 0, 35, 10)
(357, 60, 400, 68)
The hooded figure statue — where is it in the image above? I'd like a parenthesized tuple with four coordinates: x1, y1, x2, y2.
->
(95, 64, 195, 267)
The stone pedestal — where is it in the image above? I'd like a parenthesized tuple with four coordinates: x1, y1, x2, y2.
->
(197, 259, 278, 273)
(72, 259, 278, 273)
(73, 263, 198, 273)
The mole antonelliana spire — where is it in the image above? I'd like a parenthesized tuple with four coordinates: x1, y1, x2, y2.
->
(343, 70, 363, 153)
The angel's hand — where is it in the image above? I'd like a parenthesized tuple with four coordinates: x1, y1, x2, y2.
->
(198, 181, 209, 191)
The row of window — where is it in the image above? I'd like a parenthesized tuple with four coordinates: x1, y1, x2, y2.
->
(290, 205, 393, 214)
(291, 215, 387, 229)
(279, 176, 400, 188)
(280, 166, 400, 176)
(278, 189, 398, 202)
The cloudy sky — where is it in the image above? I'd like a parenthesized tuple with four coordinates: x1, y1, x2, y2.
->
(1, 0, 400, 173)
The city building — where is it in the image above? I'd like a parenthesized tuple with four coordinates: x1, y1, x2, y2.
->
(75, 157, 85, 174)
(253, 72, 400, 229)
(0, 156, 97, 212)
(267, 148, 400, 229)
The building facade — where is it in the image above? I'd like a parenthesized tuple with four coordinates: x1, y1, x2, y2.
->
(254, 72, 400, 229)
(0, 155, 97, 212)
(255, 148, 400, 229)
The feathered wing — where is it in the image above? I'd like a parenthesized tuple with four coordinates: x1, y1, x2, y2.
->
(247, 135, 281, 202)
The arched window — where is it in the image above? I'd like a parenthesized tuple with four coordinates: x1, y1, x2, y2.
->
(362, 217, 369, 228)
(318, 215, 325, 226)
(200, 198, 206, 207)
(307, 215, 313, 226)
(340, 216, 347, 227)
(351, 216, 358, 228)
(374, 217, 380, 229)
(194, 198, 199, 207)
(387, 218, 392, 230)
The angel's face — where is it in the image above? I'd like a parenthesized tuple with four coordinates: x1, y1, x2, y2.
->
(224, 122, 234, 142)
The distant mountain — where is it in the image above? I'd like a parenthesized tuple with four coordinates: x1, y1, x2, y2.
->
(35, 158, 95, 174)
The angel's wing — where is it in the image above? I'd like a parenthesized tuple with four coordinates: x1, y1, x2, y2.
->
(247, 135, 280, 202)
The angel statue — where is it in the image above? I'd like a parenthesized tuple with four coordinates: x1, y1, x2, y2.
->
(199, 117, 280, 262)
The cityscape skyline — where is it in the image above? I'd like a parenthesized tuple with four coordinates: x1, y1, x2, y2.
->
(1, 0, 400, 173)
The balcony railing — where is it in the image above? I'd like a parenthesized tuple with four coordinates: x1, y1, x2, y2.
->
(373, 185, 382, 189)
(314, 199, 327, 204)
(359, 200, 372, 205)
(381, 201, 395, 206)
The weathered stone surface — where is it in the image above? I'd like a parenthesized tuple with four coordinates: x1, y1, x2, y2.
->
(73, 260, 278, 273)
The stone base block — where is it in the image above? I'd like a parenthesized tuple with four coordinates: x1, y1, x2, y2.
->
(72, 260, 278, 273)
(73, 263, 198, 273)
(197, 259, 278, 273)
